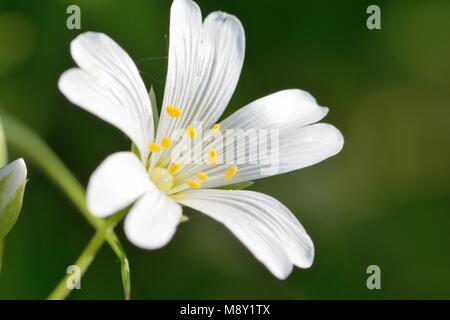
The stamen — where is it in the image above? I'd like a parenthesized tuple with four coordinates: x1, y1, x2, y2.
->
(212, 123, 221, 132)
(185, 125, 196, 140)
(161, 136, 172, 148)
(196, 172, 209, 181)
(208, 149, 218, 165)
(168, 163, 181, 175)
(148, 143, 161, 152)
(186, 179, 201, 189)
(166, 106, 182, 118)
(224, 165, 238, 180)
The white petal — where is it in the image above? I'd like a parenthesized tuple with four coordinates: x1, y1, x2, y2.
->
(172, 123, 344, 192)
(177, 189, 314, 279)
(0, 158, 27, 211)
(124, 190, 182, 250)
(59, 32, 154, 161)
(87, 152, 153, 218)
(153, 0, 245, 167)
(220, 89, 329, 130)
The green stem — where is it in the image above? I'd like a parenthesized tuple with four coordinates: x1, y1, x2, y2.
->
(2, 115, 101, 228)
(47, 211, 126, 300)
(47, 228, 104, 300)
(1, 114, 131, 299)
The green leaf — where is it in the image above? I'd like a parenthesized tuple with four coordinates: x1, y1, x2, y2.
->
(217, 181, 255, 190)
(0, 159, 27, 239)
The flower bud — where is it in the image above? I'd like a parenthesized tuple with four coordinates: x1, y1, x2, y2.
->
(0, 158, 27, 239)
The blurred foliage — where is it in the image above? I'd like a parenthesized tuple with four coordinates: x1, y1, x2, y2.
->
(0, 0, 449, 299)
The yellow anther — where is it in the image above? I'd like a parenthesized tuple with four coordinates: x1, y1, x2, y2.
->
(196, 172, 209, 181)
(148, 143, 161, 152)
(168, 163, 181, 175)
(212, 123, 221, 132)
(161, 136, 172, 148)
(208, 149, 218, 165)
(186, 179, 201, 189)
(185, 125, 197, 140)
(224, 165, 238, 180)
(166, 106, 182, 118)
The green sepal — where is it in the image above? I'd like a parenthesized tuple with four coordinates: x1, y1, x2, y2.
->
(131, 143, 141, 159)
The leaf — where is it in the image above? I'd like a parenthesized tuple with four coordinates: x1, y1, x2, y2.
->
(0, 159, 27, 239)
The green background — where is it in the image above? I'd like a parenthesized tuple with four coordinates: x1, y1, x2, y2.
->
(0, 0, 449, 299)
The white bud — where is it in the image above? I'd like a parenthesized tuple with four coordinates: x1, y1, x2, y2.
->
(0, 158, 27, 239)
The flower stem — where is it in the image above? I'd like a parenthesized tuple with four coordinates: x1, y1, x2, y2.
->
(47, 210, 126, 300)
(2, 114, 101, 228)
(47, 228, 104, 300)
(1, 114, 131, 299)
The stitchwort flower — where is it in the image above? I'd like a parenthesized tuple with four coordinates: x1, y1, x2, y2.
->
(59, 0, 343, 279)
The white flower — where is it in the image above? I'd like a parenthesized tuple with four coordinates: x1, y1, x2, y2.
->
(58, 0, 343, 279)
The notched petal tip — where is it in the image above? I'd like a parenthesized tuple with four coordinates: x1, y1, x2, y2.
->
(86, 152, 152, 218)
(205, 10, 245, 48)
(177, 189, 314, 279)
(287, 235, 315, 269)
(70, 31, 107, 55)
(124, 191, 182, 250)
(171, 0, 202, 20)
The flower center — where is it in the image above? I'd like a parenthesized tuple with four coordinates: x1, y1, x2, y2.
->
(150, 167, 174, 193)
(147, 118, 239, 191)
